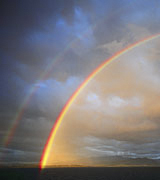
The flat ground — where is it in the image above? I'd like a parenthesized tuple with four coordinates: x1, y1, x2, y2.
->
(0, 167, 160, 180)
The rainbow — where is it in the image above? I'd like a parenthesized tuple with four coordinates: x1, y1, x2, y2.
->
(40, 33, 160, 169)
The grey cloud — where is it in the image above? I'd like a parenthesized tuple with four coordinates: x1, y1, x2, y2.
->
(0, 147, 40, 163)
(84, 136, 160, 160)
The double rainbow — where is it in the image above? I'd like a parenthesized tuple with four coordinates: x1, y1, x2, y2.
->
(40, 33, 160, 169)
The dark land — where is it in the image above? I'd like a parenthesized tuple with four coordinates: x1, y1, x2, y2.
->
(0, 167, 160, 180)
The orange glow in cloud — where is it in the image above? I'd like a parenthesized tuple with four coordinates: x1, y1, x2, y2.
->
(40, 33, 160, 170)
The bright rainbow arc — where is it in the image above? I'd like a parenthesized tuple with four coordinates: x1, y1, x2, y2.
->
(40, 33, 160, 169)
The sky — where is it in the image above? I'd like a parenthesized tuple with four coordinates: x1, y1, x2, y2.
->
(1, 0, 160, 166)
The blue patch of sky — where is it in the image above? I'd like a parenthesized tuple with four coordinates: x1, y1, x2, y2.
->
(73, 7, 95, 48)
(34, 76, 82, 108)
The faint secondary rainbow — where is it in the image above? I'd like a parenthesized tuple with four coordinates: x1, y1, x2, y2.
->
(3, 25, 94, 148)
(3, 58, 61, 147)
(40, 33, 160, 169)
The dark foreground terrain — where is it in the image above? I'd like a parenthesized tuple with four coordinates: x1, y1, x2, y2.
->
(0, 167, 160, 180)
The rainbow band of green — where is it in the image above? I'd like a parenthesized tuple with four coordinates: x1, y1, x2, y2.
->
(40, 33, 160, 169)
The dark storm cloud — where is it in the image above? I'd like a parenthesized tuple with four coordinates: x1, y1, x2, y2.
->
(0, 0, 93, 117)
(0, 0, 75, 44)
(0, 0, 74, 78)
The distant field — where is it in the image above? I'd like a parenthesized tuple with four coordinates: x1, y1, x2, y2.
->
(0, 167, 160, 180)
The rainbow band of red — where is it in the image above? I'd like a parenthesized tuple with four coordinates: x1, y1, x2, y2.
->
(40, 33, 160, 169)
